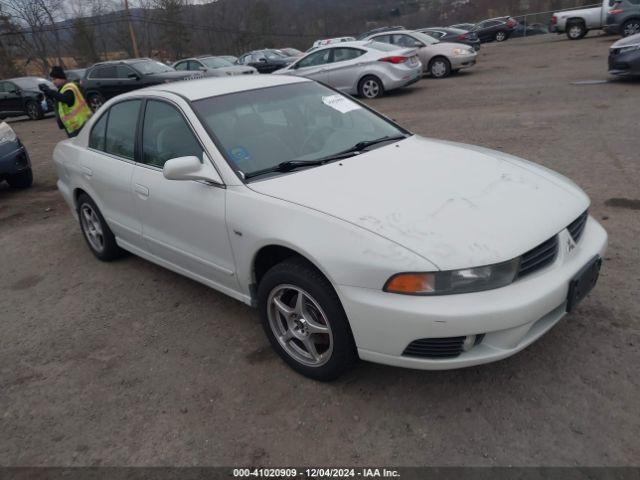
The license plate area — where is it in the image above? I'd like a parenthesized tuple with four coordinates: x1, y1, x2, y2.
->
(566, 256, 602, 312)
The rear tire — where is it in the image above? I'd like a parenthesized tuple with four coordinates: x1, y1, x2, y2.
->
(25, 101, 43, 120)
(7, 168, 33, 188)
(566, 21, 587, 40)
(622, 19, 640, 37)
(76, 193, 124, 261)
(257, 257, 357, 381)
(429, 56, 451, 78)
(357, 75, 384, 99)
(87, 92, 104, 112)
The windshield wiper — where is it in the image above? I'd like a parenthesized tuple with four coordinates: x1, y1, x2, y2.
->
(243, 134, 408, 180)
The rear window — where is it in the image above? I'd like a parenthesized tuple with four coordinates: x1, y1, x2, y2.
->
(366, 41, 399, 52)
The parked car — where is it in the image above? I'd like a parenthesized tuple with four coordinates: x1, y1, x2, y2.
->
(52, 75, 607, 380)
(450, 23, 476, 31)
(237, 50, 294, 73)
(605, 0, 640, 37)
(82, 58, 203, 111)
(609, 32, 640, 75)
(510, 22, 550, 38)
(273, 41, 422, 99)
(417, 27, 481, 51)
(66, 68, 86, 84)
(551, 0, 616, 39)
(0, 121, 32, 188)
(364, 30, 477, 78)
(0, 77, 54, 120)
(357, 26, 405, 40)
(219, 55, 238, 64)
(173, 56, 257, 76)
(311, 37, 357, 49)
(471, 16, 518, 42)
(277, 48, 304, 57)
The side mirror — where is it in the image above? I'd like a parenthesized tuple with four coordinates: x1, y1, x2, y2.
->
(127, 73, 140, 80)
(258, 58, 267, 62)
(415, 42, 425, 48)
(163, 155, 223, 184)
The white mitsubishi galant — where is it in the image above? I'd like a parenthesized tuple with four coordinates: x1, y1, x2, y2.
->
(53, 76, 607, 380)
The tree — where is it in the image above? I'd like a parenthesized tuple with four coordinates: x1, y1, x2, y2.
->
(153, 0, 191, 59)
(72, 17, 100, 65)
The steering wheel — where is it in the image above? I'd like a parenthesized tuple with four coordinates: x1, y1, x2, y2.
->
(299, 126, 334, 156)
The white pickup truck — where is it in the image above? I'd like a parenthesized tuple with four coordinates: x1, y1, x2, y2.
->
(551, 0, 616, 39)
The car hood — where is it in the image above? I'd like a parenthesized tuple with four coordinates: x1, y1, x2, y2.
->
(212, 66, 256, 75)
(611, 33, 640, 48)
(248, 135, 589, 271)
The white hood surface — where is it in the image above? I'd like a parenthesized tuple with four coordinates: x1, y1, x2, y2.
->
(249, 136, 589, 271)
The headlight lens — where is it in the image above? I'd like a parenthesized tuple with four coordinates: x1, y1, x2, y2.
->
(619, 44, 640, 53)
(384, 258, 520, 295)
(0, 122, 17, 145)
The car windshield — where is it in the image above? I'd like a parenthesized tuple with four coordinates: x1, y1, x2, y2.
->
(193, 82, 407, 179)
(366, 41, 400, 52)
(12, 77, 54, 90)
(201, 57, 234, 69)
(129, 60, 174, 74)
(263, 50, 286, 60)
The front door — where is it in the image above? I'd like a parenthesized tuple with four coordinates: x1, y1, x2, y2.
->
(291, 49, 332, 84)
(132, 99, 238, 292)
(327, 47, 366, 91)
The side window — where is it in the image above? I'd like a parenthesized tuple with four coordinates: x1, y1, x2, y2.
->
(0, 82, 7, 93)
(92, 66, 117, 79)
(239, 55, 249, 64)
(89, 111, 109, 151)
(296, 49, 331, 68)
(332, 48, 365, 63)
(188, 61, 203, 70)
(142, 100, 202, 168)
(394, 34, 420, 47)
(373, 34, 392, 44)
(174, 61, 188, 71)
(252, 53, 266, 62)
(105, 100, 140, 160)
(116, 65, 135, 79)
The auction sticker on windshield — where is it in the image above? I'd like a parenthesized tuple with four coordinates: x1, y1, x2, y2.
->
(322, 94, 361, 114)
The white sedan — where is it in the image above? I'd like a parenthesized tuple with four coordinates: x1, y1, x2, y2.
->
(53, 76, 607, 381)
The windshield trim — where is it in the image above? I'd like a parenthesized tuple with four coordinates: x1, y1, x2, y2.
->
(188, 83, 412, 184)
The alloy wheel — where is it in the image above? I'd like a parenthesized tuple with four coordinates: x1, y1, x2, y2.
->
(568, 25, 583, 38)
(267, 284, 333, 367)
(362, 79, 380, 98)
(496, 31, 506, 41)
(623, 22, 640, 36)
(26, 103, 38, 119)
(80, 204, 105, 253)
(431, 60, 448, 78)
(89, 95, 103, 111)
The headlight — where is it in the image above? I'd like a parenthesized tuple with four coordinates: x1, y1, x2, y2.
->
(619, 44, 640, 54)
(384, 258, 520, 295)
(452, 47, 473, 56)
(0, 122, 17, 145)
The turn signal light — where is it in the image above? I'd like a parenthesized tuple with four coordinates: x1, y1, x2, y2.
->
(609, 9, 624, 14)
(379, 56, 409, 64)
(384, 273, 436, 294)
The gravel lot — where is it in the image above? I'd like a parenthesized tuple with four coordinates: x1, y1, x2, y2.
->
(1, 33, 639, 467)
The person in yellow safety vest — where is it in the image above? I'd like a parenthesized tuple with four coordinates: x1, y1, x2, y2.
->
(38, 66, 92, 138)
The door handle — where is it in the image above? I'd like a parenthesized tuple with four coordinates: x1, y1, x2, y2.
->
(80, 166, 93, 178)
(134, 183, 149, 198)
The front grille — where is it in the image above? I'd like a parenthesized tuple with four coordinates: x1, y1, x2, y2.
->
(517, 235, 559, 278)
(403, 337, 465, 358)
(567, 210, 588, 242)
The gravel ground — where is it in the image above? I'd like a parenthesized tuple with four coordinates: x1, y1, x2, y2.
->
(1, 33, 638, 467)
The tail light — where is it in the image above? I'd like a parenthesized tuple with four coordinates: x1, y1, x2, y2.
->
(379, 56, 409, 64)
(457, 33, 469, 40)
(609, 9, 624, 14)
(551, 15, 557, 25)
(507, 18, 517, 27)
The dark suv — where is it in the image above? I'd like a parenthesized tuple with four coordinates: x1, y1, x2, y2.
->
(471, 16, 518, 42)
(0, 77, 55, 121)
(605, 0, 640, 37)
(82, 58, 203, 111)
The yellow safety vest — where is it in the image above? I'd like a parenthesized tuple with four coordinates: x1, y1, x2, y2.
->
(57, 82, 92, 134)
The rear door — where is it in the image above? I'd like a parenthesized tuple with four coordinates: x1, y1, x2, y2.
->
(115, 65, 142, 95)
(327, 47, 367, 91)
(88, 65, 119, 100)
(81, 99, 143, 248)
(0, 82, 22, 115)
(131, 98, 238, 292)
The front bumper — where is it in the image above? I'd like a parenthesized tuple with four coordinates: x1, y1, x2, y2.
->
(339, 216, 607, 370)
(608, 51, 640, 76)
(0, 141, 30, 176)
(451, 53, 477, 70)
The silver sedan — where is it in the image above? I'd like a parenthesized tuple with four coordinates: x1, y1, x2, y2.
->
(273, 41, 422, 99)
(173, 56, 257, 77)
(365, 30, 477, 78)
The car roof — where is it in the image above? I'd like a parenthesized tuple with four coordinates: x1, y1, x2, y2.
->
(90, 58, 154, 67)
(367, 30, 414, 36)
(311, 40, 373, 51)
(144, 74, 310, 101)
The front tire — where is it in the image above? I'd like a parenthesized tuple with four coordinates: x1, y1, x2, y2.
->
(429, 56, 451, 78)
(495, 30, 508, 42)
(7, 168, 33, 188)
(87, 92, 104, 112)
(566, 21, 587, 40)
(622, 19, 640, 37)
(257, 258, 357, 381)
(25, 101, 43, 120)
(77, 193, 124, 261)
(357, 75, 384, 99)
